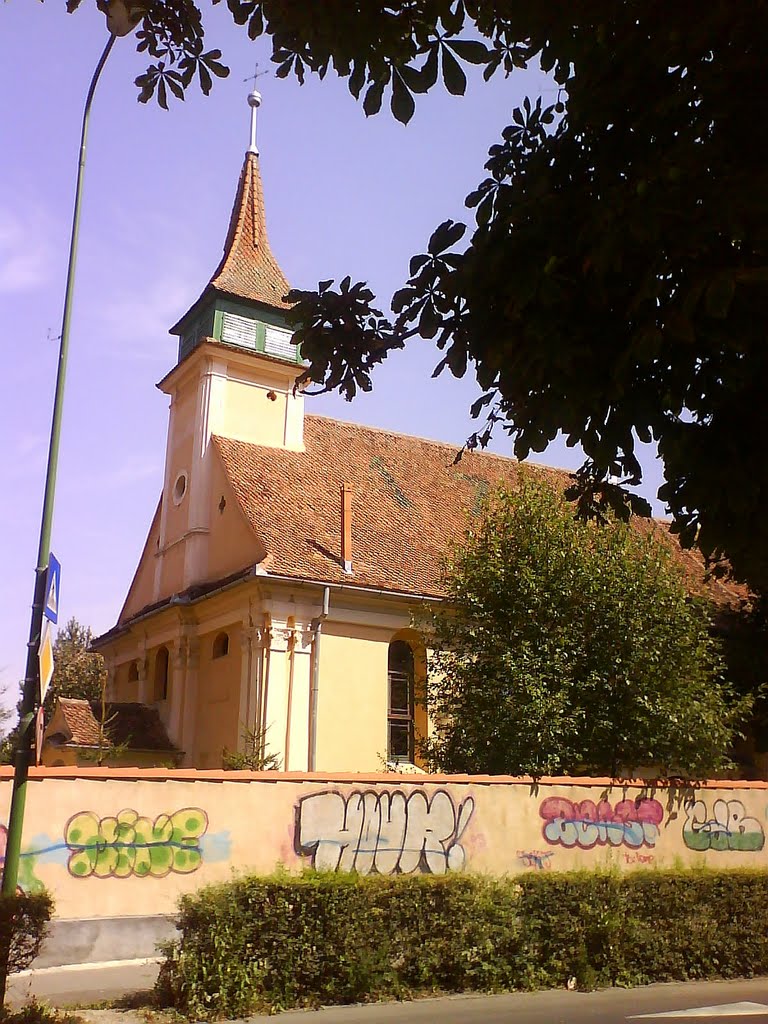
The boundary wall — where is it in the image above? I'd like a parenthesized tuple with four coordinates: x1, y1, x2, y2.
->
(2, 767, 767, 966)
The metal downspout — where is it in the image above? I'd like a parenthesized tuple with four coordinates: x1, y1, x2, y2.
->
(308, 587, 330, 771)
(259, 613, 271, 761)
(283, 619, 296, 769)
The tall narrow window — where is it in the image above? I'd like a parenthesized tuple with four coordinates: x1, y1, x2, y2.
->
(388, 639, 415, 763)
(154, 646, 169, 702)
(128, 661, 139, 683)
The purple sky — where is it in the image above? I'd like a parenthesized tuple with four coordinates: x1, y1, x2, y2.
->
(0, 4, 664, 718)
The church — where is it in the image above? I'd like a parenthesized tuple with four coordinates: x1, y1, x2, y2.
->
(79, 94, 743, 774)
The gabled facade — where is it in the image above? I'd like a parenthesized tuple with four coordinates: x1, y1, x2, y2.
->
(93, 122, 748, 774)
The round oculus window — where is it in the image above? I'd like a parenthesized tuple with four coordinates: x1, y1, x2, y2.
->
(172, 471, 188, 505)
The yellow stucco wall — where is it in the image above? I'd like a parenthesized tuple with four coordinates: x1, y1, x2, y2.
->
(218, 376, 288, 448)
(192, 624, 243, 768)
(3, 768, 768, 923)
(206, 454, 264, 580)
(40, 748, 172, 769)
(316, 626, 390, 771)
(110, 660, 138, 702)
(120, 502, 161, 623)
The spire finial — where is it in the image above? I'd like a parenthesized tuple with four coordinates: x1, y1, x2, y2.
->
(244, 63, 268, 157)
(247, 88, 261, 156)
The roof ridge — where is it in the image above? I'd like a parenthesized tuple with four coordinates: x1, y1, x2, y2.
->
(216, 411, 571, 476)
(304, 413, 561, 469)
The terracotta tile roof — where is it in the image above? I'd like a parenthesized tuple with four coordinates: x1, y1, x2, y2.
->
(47, 698, 176, 752)
(212, 414, 748, 609)
(207, 152, 292, 311)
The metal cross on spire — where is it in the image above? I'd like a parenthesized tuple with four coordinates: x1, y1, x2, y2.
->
(244, 62, 268, 156)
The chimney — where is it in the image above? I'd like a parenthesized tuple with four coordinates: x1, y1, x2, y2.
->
(341, 482, 354, 574)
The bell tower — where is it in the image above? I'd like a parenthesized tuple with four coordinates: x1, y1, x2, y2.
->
(153, 90, 304, 598)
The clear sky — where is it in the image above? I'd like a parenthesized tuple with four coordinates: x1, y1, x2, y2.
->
(0, 3, 664, 717)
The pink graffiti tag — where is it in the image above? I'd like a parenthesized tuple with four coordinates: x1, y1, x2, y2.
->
(540, 797, 664, 849)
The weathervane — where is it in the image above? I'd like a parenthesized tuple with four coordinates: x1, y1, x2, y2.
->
(244, 62, 269, 156)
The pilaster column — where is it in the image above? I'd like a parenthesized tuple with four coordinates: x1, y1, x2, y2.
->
(136, 657, 149, 704)
(238, 626, 255, 750)
(180, 638, 200, 764)
(168, 637, 187, 746)
(263, 620, 290, 768)
(287, 625, 313, 771)
(104, 658, 116, 702)
(247, 626, 269, 747)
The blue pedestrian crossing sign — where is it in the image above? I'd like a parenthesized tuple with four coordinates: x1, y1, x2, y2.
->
(44, 552, 61, 624)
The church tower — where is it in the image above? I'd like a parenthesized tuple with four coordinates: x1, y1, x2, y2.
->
(150, 90, 304, 603)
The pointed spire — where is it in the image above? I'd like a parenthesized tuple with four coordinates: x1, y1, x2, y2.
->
(169, 90, 292, 340)
(206, 147, 292, 311)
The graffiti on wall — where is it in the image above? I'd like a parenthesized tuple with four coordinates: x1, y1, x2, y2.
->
(64, 808, 209, 878)
(682, 798, 765, 852)
(2, 811, 229, 886)
(1, 822, 47, 892)
(296, 789, 474, 875)
(540, 797, 664, 850)
(518, 849, 554, 870)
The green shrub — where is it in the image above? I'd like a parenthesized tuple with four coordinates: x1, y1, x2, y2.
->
(157, 870, 768, 1018)
(0, 1000, 82, 1024)
(0, 892, 53, 976)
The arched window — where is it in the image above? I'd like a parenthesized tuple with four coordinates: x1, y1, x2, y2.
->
(128, 661, 139, 683)
(388, 639, 415, 763)
(212, 632, 230, 659)
(154, 646, 169, 702)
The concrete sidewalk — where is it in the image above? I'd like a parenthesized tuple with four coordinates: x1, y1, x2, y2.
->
(6, 958, 161, 1008)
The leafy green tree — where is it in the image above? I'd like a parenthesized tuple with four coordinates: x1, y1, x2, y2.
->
(42, 618, 107, 717)
(0, 619, 108, 762)
(73, 1, 768, 596)
(420, 475, 747, 778)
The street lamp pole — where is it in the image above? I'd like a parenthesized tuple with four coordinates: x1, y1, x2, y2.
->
(0, 33, 116, 905)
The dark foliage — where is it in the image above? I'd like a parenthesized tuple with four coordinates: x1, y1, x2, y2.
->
(421, 477, 748, 778)
(73, 0, 768, 599)
(157, 869, 768, 1017)
(0, 892, 53, 977)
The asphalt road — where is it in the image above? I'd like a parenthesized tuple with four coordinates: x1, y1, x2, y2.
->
(7, 961, 768, 1023)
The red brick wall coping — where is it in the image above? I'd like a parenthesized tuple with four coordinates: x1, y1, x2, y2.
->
(0, 766, 765, 789)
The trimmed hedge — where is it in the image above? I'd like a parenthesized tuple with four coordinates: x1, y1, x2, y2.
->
(157, 870, 768, 1018)
(0, 892, 53, 976)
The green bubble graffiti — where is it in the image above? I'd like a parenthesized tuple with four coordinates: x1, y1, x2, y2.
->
(64, 807, 208, 879)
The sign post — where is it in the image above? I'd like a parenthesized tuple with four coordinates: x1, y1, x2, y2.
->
(0, 27, 118, 1008)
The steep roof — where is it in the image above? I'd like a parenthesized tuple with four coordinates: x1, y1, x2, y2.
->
(45, 698, 176, 752)
(209, 152, 292, 309)
(170, 153, 292, 334)
(212, 415, 748, 610)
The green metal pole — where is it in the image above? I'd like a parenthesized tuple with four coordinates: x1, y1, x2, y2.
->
(0, 35, 115, 911)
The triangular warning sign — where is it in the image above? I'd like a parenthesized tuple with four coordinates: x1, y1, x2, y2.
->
(46, 576, 58, 617)
(44, 553, 61, 624)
